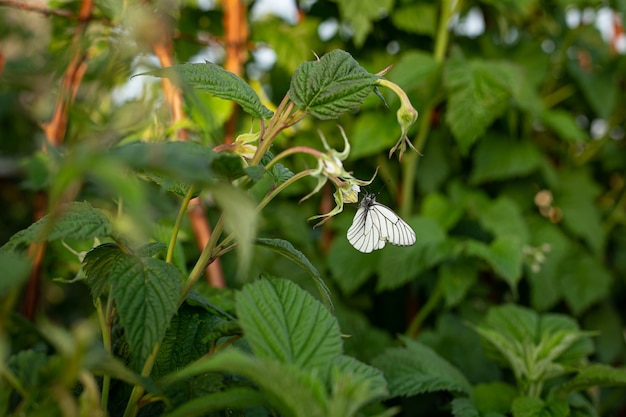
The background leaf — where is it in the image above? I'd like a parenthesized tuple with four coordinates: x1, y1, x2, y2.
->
(136, 63, 273, 119)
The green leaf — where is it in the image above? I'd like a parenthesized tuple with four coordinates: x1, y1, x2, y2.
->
(327, 355, 389, 416)
(439, 259, 478, 308)
(511, 397, 569, 417)
(421, 193, 464, 231)
(540, 109, 588, 142)
(288, 49, 379, 120)
(349, 111, 399, 160)
(162, 349, 328, 417)
(444, 52, 521, 152)
(391, 3, 437, 35)
(0, 252, 31, 297)
(110, 254, 182, 364)
(235, 277, 343, 382)
(164, 387, 267, 417)
(559, 252, 612, 316)
(85, 349, 158, 394)
(135, 63, 273, 119)
(567, 60, 617, 119)
(2, 202, 111, 252)
(376, 217, 448, 292)
(332, 0, 394, 47)
(332, 355, 388, 398)
(451, 398, 481, 417)
(372, 336, 472, 397)
(328, 233, 381, 296)
(557, 364, 626, 396)
(83, 243, 123, 299)
(527, 221, 571, 311)
(479, 197, 529, 243)
(556, 169, 604, 256)
(211, 184, 257, 278)
(135, 242, 167, 258)
(472, 305, 593, 384)
(110, 141, 246, 189)
(474, 382, 517, 414)
(152, 303, 228, 378)
(255, 238, 333, 309)
(251, 17, 322, 74)
(470, 134, 543, 184)
(465, 236, 524, 289)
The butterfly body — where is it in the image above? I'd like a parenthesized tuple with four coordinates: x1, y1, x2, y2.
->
(347, 193, 416, 253)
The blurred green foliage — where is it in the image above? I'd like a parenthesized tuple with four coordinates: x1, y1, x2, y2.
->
(1, 0, 626, 416)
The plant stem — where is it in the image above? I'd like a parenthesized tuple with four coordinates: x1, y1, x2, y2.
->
(179, 216, 225, 305)
(96, 298, 112, 411)
(405, 279, 443, 339)
(122, 343, 161, 417)
(166, 186, 195, 264)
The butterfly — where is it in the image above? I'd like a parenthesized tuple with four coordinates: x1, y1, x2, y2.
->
(347, 193, 416, 253)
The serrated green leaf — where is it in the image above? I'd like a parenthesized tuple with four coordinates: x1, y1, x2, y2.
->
(152, 304, 227, 378)
(162, 349, 328, 417)
(557, 364, 626, 396)
(110, 254, 182, 365)
(0, 252, 31, 297)
(136, 63, 273, 119)
(255, 238, 332, 308)
(164, 387, 267, 417)
(327, 355, 389, 416)
(2, 202, 112, 253)
(511, 397, 569, 417)
(332, 0, 394, 46)
(372, 336, 472, 397)
(444, 52, 521, 152)
(391, 3, 437, 35)
(559, 252, 612, 316)
(333, 355, 388, 397)
(470, 134, 543, 184)
(83, 243, 123, 299)
(288, 49, 379, 120)
(472, 305, 593, 385)
(235, 277, 343, 383)
(376, 217, 449, 292)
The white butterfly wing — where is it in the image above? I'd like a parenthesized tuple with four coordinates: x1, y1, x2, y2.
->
(347, 196, 416, 253)
(347, 206, 384, 253)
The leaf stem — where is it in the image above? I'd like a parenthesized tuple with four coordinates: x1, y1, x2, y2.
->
(166, 186, 195, 264)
